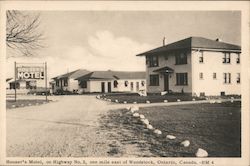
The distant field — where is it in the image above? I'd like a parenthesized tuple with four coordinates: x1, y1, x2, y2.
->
(6, 99, 50, 109)
(105, 101, 241, 157)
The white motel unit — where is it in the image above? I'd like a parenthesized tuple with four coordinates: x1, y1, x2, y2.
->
(52, 70, 146, 94)
(136, 37, 241, 96)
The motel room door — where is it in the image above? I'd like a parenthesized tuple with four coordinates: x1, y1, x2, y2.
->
(164, 74, 169, 91)
(101, 82, 105, 93)
(108, 82, 112, 93)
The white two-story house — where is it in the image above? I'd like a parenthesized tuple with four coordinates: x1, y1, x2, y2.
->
(136, 37, 241, 96)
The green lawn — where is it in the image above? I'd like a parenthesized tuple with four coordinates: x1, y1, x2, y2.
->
(101, 93, 205, 103)
(6, 99, 50, 109)
(104, 101, 241, 157)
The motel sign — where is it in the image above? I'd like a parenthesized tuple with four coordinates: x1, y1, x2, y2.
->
(17, 66, 44, 80)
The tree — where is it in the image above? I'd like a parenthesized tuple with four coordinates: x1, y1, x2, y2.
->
(6, 10, 44, 57)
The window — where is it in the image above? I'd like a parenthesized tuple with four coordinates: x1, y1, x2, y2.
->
(237, 73, 240, 83)
(236, 53, 240, 64)
(213, 73, 217, 79)
(141, 81, 145, 87)
(148, 55, 159, 67)
(199, 52, 204, 63)
(56, 80, 59, 86)
(80, 80, 87, 88)
(63, 78, 68, 86)
(175, 52, 187, 65)
(199, 73, 203, 79)
(223, 73, 231, 84)
(114, 80, 118, 88)
(149, 74, 159, 86)
(223, 53, 231, 64)
(124, 81, 129, 87)
(176, 73, 188, 85)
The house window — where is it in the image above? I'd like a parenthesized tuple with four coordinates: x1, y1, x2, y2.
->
(63, 78, 68, 86)
(223, 53, 231, 64)
(176, 73, 188, 85)
(223, 73, 231, 84)
(236, 53, 240, 64)
(148, 55, 159, 67)
(199, 73, 203, 79)
(149, 74, 159, 86)
(56, 80, 59, 86)
(114, 80, 118, 88)
(213, 73, 217, 79)
(124, 81, 129, 87)
(141, 80, 145, 87)
(237, 73, 240, 83)
(80, 80, 87, 88)
(175, 52, 187, 65)
(199, 52, 204, 63)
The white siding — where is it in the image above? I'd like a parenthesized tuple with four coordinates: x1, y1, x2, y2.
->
(191, 50, 241, 96)
(78, 79, 146, 93)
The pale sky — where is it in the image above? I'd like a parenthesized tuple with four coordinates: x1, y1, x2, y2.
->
(6, 11, 241, 79)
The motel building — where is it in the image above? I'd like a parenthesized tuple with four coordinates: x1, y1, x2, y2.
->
(136, 36, 241, 96)
(52, 70, 146, 94)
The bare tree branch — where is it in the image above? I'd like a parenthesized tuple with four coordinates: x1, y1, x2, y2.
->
(6, 10, 44, 57)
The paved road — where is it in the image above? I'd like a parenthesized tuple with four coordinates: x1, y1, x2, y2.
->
(7, 95, 151, 157)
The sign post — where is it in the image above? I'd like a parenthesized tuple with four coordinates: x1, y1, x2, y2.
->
(45, 62, 48, 101)
(14, 62, 17, 102)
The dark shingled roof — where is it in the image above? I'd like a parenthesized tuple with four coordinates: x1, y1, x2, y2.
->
(136, 37, 241, 56)
(52, 69, 90, 80)
(76, 71, 145, 81)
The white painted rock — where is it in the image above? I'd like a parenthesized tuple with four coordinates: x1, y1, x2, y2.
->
(21, 104, 25, 106)
(209, 100, 216, 104)
(196, 148, 208, 157)
(133, 101, 137, 104)
(12, 105, 16, 108)
(181, 140, 190, 147)
(28, 103, 32, 106)
(192, 98, 196, 101)
(231, 100, 234, 103)
(164, 100, 168, 103)
(229, 112, 233, 115)
(231, 97, 234, 100)
(123, 101, 127, 104)
(216, 100, 222, 103)
(107, 99, 111, 102)
(146, 124, 153, 130)
(143, 119, 149, 125)
(96, 95, 100, 99)
(133, 113, 140, 117)
(166, 135, 176, 140)
(131, 106, 139, 112)
(126, 107, 131, 110)
(154, 129, 162, 135)
(104, 98, 107, 101)
(177, 99, 181, 102)
(161, 91, 167, 96)
(146, 100, 150, 104)
(139, 114, 145, 119)
(115, 99, 119, 103)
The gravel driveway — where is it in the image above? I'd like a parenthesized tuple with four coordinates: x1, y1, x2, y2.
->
(7, 95, 152, 157)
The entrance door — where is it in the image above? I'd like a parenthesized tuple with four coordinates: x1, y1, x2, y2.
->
(164, 74, 169, 91)
(130, 82, 134, 91)
(101, 82, 105, 93)
(108, 82, 112, 93)
(136, 82, 139, 92)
